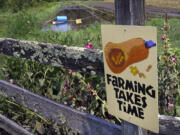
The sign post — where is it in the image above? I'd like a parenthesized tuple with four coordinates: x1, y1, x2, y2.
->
(115, 0, 145, 25)
(111, 0, 151, 135)
(101, 25, 159, 135)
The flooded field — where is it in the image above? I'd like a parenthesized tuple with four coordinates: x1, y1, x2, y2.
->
(42, 6, 115, 32)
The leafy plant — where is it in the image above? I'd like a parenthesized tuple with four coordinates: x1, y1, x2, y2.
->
(2, 52, 121, 125)
(0, 94, 79, 135)
(6, 12, 39, 38)
(158, 13, 180, 116)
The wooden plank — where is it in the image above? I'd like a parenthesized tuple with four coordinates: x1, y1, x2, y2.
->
(0, 113, 34, 135)
(0, 38, 104, 77)
(0, 80, 122, 135)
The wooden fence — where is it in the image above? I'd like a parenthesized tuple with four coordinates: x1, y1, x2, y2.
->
(0, 38, 180, 135)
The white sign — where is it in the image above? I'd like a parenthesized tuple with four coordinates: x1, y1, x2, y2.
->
(101, 25, 159, 133)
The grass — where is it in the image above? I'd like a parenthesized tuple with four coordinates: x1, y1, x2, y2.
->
(0, 11, 11, 37)
(0, 1, 180, 53)
(146, 18, 180, 54)
(146, 0, 180, 9)
(103, 0, 180, 9)
(0, 2, 60, 38)
(0, 1, 103, 49)
(28, 23, 101, 48)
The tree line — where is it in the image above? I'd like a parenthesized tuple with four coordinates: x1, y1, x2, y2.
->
(0, 0, 64, 12)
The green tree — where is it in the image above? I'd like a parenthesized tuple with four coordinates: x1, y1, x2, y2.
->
(7, 0, 42, 12)
(0, 0, 7, 8)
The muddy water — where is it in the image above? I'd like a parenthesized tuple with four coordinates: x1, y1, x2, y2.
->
(42, 7, 115, 32)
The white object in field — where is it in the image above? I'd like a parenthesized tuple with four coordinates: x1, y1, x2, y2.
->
(52, 21, 66, 25)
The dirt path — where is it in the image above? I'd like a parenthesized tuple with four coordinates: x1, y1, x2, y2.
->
(86, 2, 180, 18)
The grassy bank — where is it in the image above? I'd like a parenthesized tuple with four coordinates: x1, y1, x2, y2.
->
(103, 0, 180, 9)
(0, 1, 102, 49)
(0, 2, 60, 38)
(146, 0, 180, 9)
(0, 1, 180, 52)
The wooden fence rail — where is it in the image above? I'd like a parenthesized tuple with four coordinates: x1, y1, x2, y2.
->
(0, 113, 34, 135)
(0, 38, 104, 76)
(0, 38, 180, 135)
(0, 80, 122, 135)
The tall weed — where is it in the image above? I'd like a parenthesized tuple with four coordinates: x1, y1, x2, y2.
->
(6, 12, 39, 38)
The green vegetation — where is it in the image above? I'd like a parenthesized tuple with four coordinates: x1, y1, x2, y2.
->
(0, 95, 76, 135)
(157, 15, 180, 116)
(0, 1, 102, 49)
(0, 0, 102, 12)
(146, 0, 180, 9)
(146, 18, 180, 55)
(1, 2, 180, 52)
(0, 2, 115, 134)
(0, 0, 180, 134)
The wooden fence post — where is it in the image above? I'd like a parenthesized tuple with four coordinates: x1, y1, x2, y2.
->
(115, 0, 145, 25)
(115, 0, 147, 135)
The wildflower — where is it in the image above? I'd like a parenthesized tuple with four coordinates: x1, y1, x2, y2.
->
(93, 91, 97, 97)
(9, 79, 14, 84)
(71, 96, 76, 102)
(68, 69, 73, 75)
(89, 89, 93, 94)
(174, 58, 178, 63)
(89, 89, 97, 96)
(64, 102, 67, 105)
(61, 89, 65, 92)
(108, 114, 113, 119)
(82, 107, 86, 111)
(77, 100, 82, 107)
(172, 56, 178, 63)
(65, 81, 70, 88)
(169, 57, 172, 62)
(168, 102, 174, 108)
(160, 35, 165, 40)
(89, 82, 93, 88)
(71, 95, 75, 100)
(85, 43, 93, 49)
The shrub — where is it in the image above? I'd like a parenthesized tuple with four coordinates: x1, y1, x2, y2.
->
(158, 14, 180, 116)
(6, 12, 39, 38)
(6, 0, 41, 12)
(0, 0, 7, 8)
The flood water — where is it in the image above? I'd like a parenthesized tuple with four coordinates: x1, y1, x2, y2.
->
(42, 6, 115, 32)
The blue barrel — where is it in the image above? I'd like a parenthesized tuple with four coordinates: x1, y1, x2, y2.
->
(56, 16, 67, 22)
